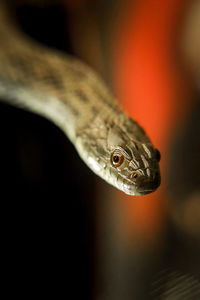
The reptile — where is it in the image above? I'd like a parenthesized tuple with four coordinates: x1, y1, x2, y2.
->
(0, 1, 161, 196)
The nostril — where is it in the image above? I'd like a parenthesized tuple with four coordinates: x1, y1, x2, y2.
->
(132, 173, 138, 179)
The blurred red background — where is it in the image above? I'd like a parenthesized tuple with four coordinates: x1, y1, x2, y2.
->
(111, 0, 193, 239)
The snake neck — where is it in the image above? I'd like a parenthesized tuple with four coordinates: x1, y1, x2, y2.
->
(0, 1, 122, 144)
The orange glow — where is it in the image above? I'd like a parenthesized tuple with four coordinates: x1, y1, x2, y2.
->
(112, 0, 191, 237)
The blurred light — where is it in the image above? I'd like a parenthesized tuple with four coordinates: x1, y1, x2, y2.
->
(112, 0, 192, 239)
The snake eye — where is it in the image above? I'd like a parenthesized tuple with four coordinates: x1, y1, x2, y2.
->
(111, 152, 124, 167)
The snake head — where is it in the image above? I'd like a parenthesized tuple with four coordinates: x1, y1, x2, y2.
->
(107, 119, 161, 196)
(106, 121, 161, 195)
(76, 116, 161, 196)
(108, 143, 161, 195)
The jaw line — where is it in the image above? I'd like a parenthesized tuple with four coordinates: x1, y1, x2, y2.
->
(123, 187, 154, 196)
(120, 177, 155, 196)
(120, 177, 138, 196)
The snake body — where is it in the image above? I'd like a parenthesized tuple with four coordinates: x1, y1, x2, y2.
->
(0, 2, 160, 196)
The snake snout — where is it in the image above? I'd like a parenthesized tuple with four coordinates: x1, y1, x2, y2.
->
(130, 168, 161, 195)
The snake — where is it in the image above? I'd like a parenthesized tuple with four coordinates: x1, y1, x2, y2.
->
(0, 1, 161, 196)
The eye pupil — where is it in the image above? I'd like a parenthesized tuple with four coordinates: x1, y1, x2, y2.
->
(113, 155, 119, 163)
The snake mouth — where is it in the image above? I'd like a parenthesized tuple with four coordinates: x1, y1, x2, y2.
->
(135, 188, 157, 195)
(123, 185, 159, 196)
(120, 169, 161, 196)
(136, 172, 161, 195)
(122, 185, 156, 196)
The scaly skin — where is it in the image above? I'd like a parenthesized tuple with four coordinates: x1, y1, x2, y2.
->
(0, 2, 160, 195)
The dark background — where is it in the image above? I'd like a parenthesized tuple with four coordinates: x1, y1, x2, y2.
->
(1, 3, 97, 298)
